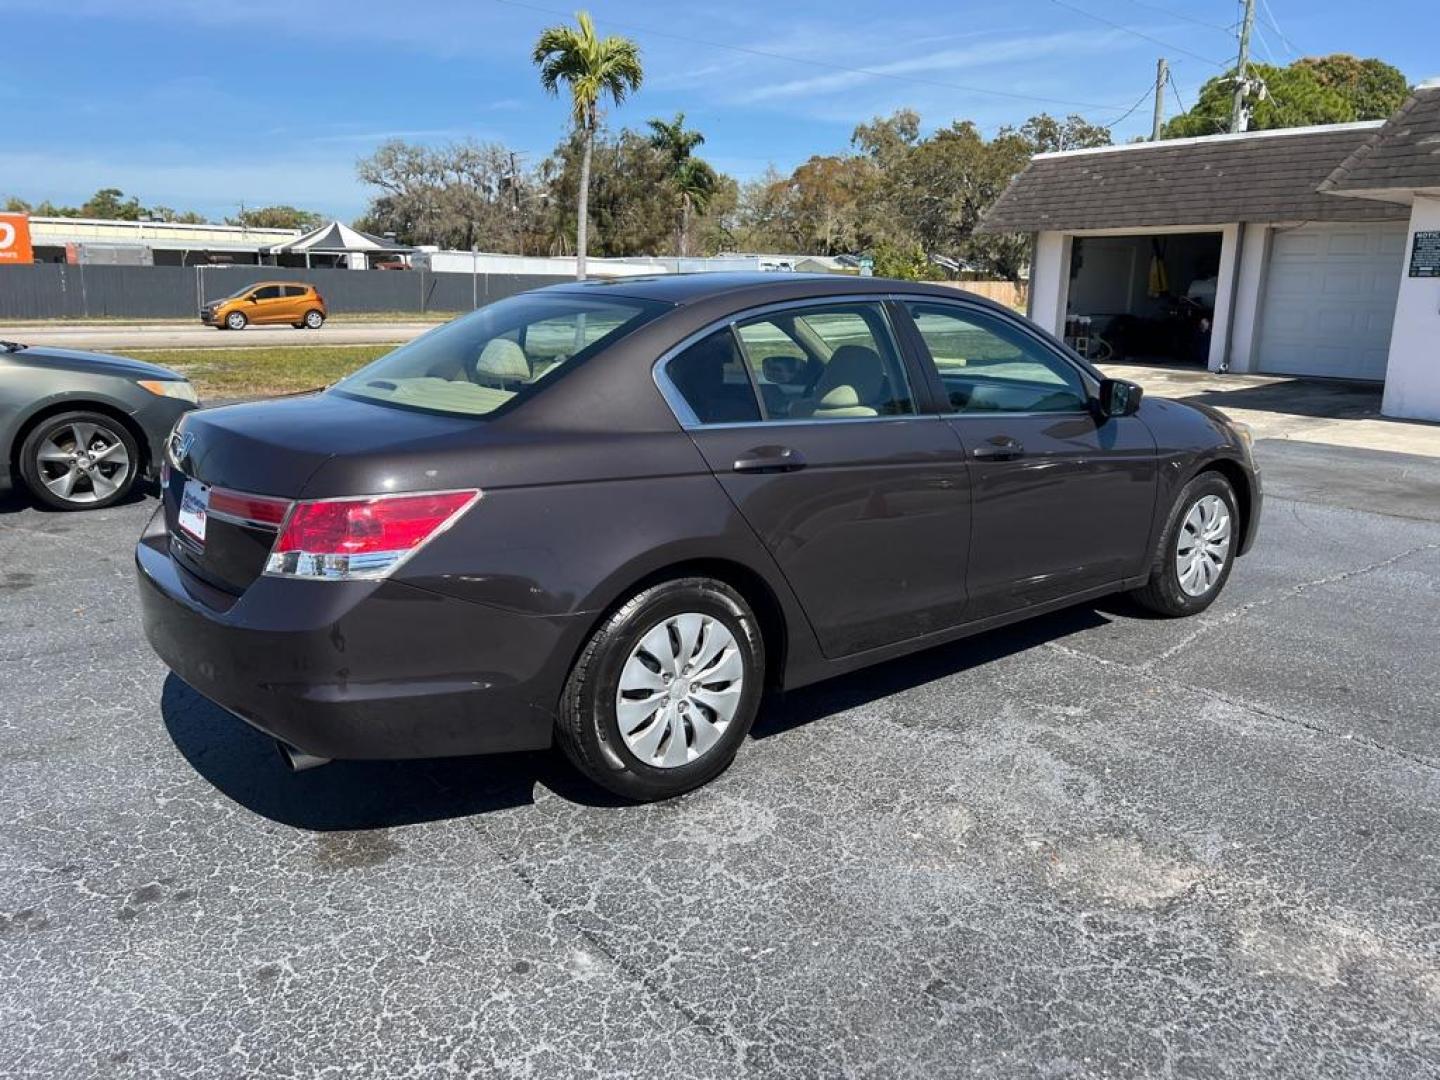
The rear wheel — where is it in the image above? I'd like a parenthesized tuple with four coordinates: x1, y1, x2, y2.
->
(303, 309, 325, 329)
(1130, 472, 1237, 616)
(225, 310, 247, 330)
(557, 578, 765, 801)
(19, 411, 139, 511)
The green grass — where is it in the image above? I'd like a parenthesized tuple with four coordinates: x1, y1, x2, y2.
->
(0, 310, 459, 327)
(120, 344, 393, 399)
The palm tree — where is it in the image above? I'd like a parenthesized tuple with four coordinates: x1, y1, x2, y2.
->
(647, 112, 717, 257)
(532, 11, 642, 279)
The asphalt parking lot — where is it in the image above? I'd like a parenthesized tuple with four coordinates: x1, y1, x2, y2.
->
(2, 437, 1438, 1078)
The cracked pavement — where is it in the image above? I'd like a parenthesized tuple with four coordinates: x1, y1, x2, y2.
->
(1, 438, 1438, 1078)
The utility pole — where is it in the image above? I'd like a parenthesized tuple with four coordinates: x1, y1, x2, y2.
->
(1151, 57, 1169, 140)
(1231, 0, 1257, 133)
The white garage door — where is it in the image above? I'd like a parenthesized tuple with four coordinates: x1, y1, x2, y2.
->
(1256, 222, 1407, 380)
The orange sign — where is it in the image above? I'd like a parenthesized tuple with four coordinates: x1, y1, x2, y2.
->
(0, 212, 34, 264)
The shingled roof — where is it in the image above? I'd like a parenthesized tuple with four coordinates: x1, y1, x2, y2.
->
(1319, 85, 1440, 205)
(979, 122, 1409, 233)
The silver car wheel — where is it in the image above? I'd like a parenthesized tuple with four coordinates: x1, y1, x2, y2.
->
(615, 613, 744, 769)
(35, 420, 132, 505)
(1176, 494, 1232, 597)
(304, 310, 324, 329)
(226, 311, 247, 330)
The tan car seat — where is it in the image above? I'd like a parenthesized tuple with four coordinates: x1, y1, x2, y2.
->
(791, 344, 886, 418)
(474, 339, 532, 386)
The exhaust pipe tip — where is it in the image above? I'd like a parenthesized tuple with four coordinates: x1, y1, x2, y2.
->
(276, 740, 332, 772)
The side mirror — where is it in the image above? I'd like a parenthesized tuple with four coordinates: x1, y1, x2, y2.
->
(1097, 378, 1143, 418)
(762, 355, 805, 387)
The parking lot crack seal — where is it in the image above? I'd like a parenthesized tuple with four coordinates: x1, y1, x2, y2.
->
(1141, 540, 1439, 672)
(462, 817, 741, 1061)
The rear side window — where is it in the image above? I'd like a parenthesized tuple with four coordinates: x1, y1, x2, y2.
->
(284, 285, 310, 297)
(333, 294, 666, 417)
(664, 330, 762, 424)
(734, 302, 914, 420)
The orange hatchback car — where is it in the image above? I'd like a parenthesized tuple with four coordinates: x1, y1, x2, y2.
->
(201, 282, 327, 331)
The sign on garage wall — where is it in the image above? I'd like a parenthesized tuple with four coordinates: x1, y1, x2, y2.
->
(0, 212, 34, 264)
(1410, 230, 1440, 278)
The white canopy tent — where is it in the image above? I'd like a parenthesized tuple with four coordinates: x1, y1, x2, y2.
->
(262, 221, 411, 269)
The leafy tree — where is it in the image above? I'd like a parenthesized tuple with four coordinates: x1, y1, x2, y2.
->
(647, 112, 718, 256)
(869, 240, 930, 280)
(532, 11, 643, 278)
(79, 188, 144, 220)
(1295, 55, 1409, 119)
(227, 205, 324, 231)
(3, 196, 31, 213)
(150, 206, 208, 224)
(1164, 54, 1409, 137)
(356, 139, 531, 251)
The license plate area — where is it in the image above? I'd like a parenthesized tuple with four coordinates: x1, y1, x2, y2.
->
(177, 478, 209, 547)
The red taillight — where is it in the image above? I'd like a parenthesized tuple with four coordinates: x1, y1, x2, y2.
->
(265, 490, 479, 580)
(209, 487, 291, 527)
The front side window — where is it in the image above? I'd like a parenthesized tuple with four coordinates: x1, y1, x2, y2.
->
(734, 302, 914, 420)
(251, 285, 283, 301)
(907, 303, 1089, 413)
(334, 294, 666, 417)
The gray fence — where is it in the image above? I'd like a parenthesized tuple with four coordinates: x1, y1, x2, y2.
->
(0, 264, 573, 320)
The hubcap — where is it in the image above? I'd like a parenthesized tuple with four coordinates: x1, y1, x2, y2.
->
(306, 312, 322, 327)
(615, 613, 744, 769)
(1176, 494, 1232, 597)
(35, 421, 131, 505)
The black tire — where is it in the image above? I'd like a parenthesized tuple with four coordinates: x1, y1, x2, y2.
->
(19, 411, 140, 511)
(303, 309, 325, 329)
(225, 310, 247, 330)
(1130, 471, 1238, 617)
(557, 577, 766, 801)
(291, 322, 305, 329)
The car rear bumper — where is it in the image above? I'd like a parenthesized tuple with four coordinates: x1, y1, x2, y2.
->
(135, 508, 569, 761)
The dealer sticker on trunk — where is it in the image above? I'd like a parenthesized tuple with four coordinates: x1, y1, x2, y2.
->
(177, 479, 209, 546)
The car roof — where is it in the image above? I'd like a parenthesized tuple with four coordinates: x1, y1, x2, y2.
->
(538, 271, 1016, 314)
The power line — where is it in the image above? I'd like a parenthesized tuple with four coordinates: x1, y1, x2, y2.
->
(1047, 0, 1229, 68)
(1119, 0, 1236, 35)
(492, 0, 1131, 111)
(1259, 0, 1301, 55)
(1109, 82, 1162, 129)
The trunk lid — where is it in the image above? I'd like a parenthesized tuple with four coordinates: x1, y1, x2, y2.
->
(164, 391, 484, 594)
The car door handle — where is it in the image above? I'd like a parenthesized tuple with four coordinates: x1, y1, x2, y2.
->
(972, 439, 1024, 461)
(733, 447, 806, 473)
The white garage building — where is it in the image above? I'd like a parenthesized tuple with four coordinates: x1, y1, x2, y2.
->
(982, 85, 1440, 421)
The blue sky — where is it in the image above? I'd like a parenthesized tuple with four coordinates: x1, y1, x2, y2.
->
(1, 0, 1434, 221)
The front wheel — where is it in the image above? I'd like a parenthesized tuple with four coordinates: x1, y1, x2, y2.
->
(1130, 472, 1238, 616)
(557, 578, 765, 801)
(19, 411, 139, 510)
(225, 310, 247, 330)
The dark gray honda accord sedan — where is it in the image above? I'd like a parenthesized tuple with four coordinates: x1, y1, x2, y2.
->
(137, 274, 1260, 800)
(2, 340, 197, 509)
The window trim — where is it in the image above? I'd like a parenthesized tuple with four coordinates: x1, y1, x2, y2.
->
(653, 294, 925, 430)
(896, 297, 1101, 418)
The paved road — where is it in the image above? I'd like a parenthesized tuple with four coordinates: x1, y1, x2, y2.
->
(1, 440, 1437, 1078)
(0, 321, 434, 350)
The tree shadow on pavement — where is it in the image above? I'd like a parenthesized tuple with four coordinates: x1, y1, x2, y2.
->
(160, 674, 625, 832)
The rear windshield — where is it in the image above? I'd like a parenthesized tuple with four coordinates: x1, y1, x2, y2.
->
(332, 293, 666, 417)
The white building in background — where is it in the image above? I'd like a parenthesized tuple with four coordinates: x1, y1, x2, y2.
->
(25, 216, 301, 266)
(981, 83, 1440, 423)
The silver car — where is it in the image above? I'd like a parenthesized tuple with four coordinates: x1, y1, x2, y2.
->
(1, 340, 197, 510)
